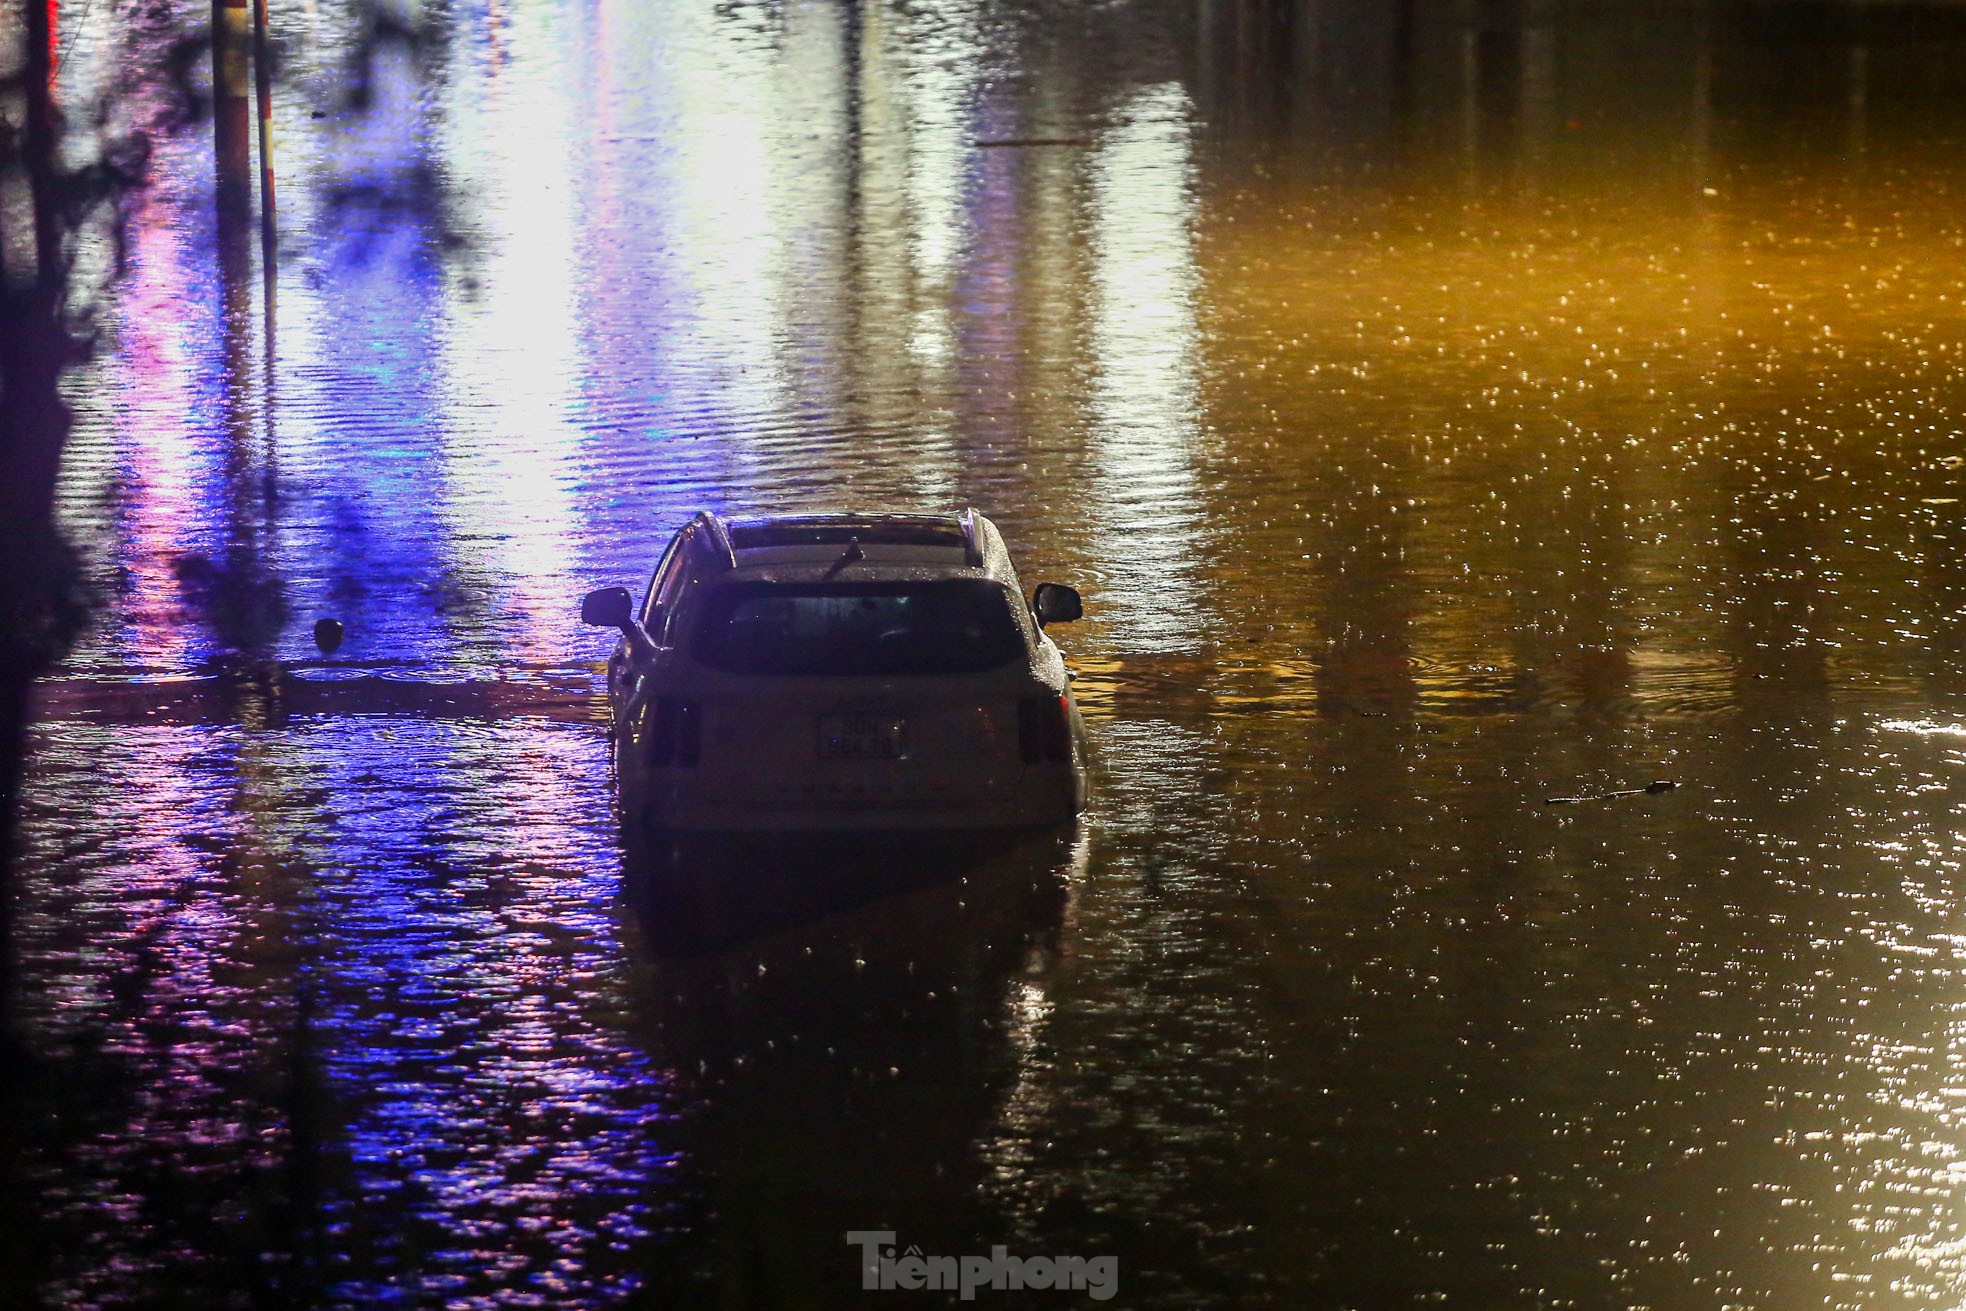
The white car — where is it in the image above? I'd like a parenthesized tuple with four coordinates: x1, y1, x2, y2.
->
(581, 510, 1089, 834)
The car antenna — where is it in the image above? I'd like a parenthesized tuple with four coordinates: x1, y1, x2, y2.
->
(822, 536, 864, 579)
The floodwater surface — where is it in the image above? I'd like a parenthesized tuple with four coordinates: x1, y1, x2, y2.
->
(13, 0, 1966, 1306)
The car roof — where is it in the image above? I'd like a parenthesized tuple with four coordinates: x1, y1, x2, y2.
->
(679, 509, 1022, 585)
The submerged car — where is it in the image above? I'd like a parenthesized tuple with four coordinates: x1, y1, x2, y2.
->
(580, 509, 1089, 833)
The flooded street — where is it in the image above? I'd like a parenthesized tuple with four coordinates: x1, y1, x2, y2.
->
(13, 0, 1966, 1305)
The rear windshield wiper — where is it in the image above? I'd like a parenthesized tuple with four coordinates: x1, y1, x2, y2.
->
(821, 536, 865, 580)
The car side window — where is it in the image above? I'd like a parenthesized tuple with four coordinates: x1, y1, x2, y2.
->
(639, 526, 694, 644)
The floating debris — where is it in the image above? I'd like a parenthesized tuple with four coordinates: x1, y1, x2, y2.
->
(1546, 780, 1676, 805)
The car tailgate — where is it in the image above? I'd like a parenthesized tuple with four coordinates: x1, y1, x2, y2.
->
(693, 690, 1026, 810)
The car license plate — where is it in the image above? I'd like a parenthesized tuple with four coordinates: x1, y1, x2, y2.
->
(818, 714, 906, 760)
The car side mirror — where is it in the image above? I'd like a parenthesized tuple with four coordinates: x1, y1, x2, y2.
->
(1032, 582, 1083, 629)
(581, 586, 635, 632)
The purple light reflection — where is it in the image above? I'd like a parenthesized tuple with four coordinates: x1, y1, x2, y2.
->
(297, 717, 684, 1306)
(12, 711, 690, 1308)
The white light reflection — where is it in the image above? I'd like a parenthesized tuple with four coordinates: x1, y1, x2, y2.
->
(1881, 720, 1966, 739)
(1855, 1006, 1966, 1304)
(978, 824, 1089, 1191)
(1087, 84, 1206, 653)
(433, 5, 585, 666)
(892, 3, 980, 376)
(1813, 729, 1966, 1305)
(844, 0, 987, 502)
(664, 32, 788, 413)
(608, 2, 804, 455)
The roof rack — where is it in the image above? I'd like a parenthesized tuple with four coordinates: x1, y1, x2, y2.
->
(957, 508, 986, 568)
(693, 511, 738, 569)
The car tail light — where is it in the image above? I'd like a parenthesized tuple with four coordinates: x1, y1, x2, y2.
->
(1018, 695, 1071, 764)
(647, 697, 702, 766)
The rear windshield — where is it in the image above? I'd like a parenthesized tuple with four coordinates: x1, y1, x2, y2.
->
(692, 581, 1025, 676)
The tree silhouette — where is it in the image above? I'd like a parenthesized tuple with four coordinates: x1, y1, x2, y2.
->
(0, 0, 173, 1022)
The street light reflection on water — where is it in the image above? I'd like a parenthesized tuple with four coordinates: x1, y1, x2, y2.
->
(17, 0, 1966, 1306)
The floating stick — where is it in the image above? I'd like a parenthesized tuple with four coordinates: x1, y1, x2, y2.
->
(1545, 780, 1677, 806)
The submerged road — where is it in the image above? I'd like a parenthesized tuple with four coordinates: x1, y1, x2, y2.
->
(11, 1, 1966, 1305)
